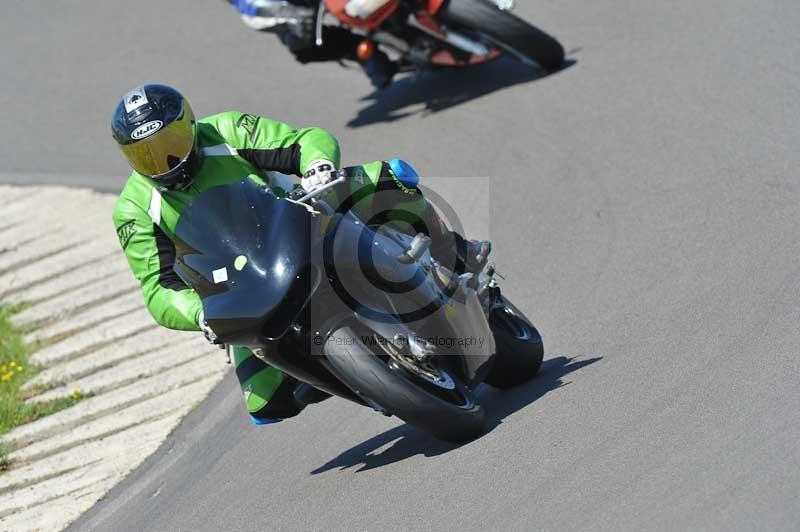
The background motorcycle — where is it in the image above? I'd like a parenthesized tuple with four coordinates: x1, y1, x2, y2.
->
(313, 0, 565, 74)
(173, 170, 544, 442)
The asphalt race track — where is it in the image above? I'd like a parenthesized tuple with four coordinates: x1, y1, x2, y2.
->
(3, 1, 799, 531)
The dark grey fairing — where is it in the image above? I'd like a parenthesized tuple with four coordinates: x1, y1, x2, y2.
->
(320, 210, 496, 385)
(321, 210, 442, 323)
(172, 176, 495, 389)
(173, 180, 321, 345)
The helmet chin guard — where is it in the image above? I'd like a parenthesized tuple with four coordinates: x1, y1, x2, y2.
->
(152, 146, 203, 190)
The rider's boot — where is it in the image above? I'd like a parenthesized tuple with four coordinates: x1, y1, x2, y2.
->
(419, 201, 492, 273)
(362, 48, 397, 89)
(430, 230, 492, 274)
(455, 233, 493, 273)
(234, 347, 329, 425)
(233, 0, 312, 31)
(341, 159, 491, 272)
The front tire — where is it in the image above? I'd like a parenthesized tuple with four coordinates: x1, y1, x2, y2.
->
(441, 0, 565, 71)
(484, 297, 544, 389)
(324, 325, 486, 443)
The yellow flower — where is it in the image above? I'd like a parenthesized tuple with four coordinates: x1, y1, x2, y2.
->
(0, 365, 6, 373)
(71, 389, 82, 399)
(8, 361, 15, 368)
(16, 366, 24, 373)
(1, 373, 12, 382)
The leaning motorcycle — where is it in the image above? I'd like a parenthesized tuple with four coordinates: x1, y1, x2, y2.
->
(312, 0, 564, 74)
(173, 166, 544, 443)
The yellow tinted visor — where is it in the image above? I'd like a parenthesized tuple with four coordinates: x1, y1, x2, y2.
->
(120, 101, 194, 177)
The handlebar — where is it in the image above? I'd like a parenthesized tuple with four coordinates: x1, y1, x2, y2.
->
(291, 172, 347, 203)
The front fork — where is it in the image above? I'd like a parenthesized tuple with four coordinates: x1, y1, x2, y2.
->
(314, 0, 326, 46)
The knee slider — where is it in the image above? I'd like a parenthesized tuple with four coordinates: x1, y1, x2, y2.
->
(389, 159, 420, 191)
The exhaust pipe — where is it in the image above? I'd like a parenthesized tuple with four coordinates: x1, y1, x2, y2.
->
(443, 29, 490, 57)
(408, 15, 490, 57)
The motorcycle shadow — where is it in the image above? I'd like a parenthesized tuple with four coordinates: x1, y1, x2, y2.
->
(311, 354, 601, 474)
(347, 58, 576, 129)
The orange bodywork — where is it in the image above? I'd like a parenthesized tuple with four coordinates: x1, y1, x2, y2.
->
(324, 0, 401, 29)
(325, 0, 502, 67)
(427, 0, 446, 14)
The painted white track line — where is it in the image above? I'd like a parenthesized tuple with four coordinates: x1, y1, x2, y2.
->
(0, 185, 228, 532)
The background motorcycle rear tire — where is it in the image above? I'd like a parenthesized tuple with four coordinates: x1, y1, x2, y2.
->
(324, 325, 486, 443)
(441, 0, 565, 72)
(484, 297, 544, 389)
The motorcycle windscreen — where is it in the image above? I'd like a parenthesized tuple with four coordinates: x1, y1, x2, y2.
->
(172, 179, 322, 342)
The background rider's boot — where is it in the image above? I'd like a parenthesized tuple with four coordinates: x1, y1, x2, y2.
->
(362, 49, 397, 89)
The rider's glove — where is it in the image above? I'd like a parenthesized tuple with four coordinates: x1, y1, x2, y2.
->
(301, 160, 337, 193)
(199, 310, 224, 347)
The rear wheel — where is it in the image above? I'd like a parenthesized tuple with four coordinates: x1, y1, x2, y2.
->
(324, 325, 486, 443)
(441, 0, 564, 71)
(484, 297, 544, 389)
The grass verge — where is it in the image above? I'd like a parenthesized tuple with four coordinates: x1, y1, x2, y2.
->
(0, 305, 85, 470)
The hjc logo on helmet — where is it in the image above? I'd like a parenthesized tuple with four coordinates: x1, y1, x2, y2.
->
(131, 120, 164, 140)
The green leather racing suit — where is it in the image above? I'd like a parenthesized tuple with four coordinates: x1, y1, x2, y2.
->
(113, 110, 436, 422)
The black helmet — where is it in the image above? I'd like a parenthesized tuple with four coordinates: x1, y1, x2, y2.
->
(111, 84, 199, 188)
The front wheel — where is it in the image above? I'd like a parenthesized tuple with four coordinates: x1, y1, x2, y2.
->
(484, 297, 544, 389)
(441, 0, 565, 71)
(323, 325, 486, 443)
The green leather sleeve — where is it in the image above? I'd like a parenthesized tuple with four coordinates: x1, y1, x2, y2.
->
(113, 193, 202, 331)
(206, 111, 341, 175)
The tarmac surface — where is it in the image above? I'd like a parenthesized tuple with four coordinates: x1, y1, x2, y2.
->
(2, 0, 799, 531)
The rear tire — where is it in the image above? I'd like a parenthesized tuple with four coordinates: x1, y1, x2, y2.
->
(441, 0, 564, 71)
(484, 297, 544, 389)
(324, 325, 486, 443)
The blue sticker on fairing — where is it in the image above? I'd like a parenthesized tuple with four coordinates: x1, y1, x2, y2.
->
(389, 159, 420, 189)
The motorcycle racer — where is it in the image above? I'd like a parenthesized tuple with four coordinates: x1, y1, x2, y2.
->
(111, 84, 489, 424)
(225, 0, 397, 88)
